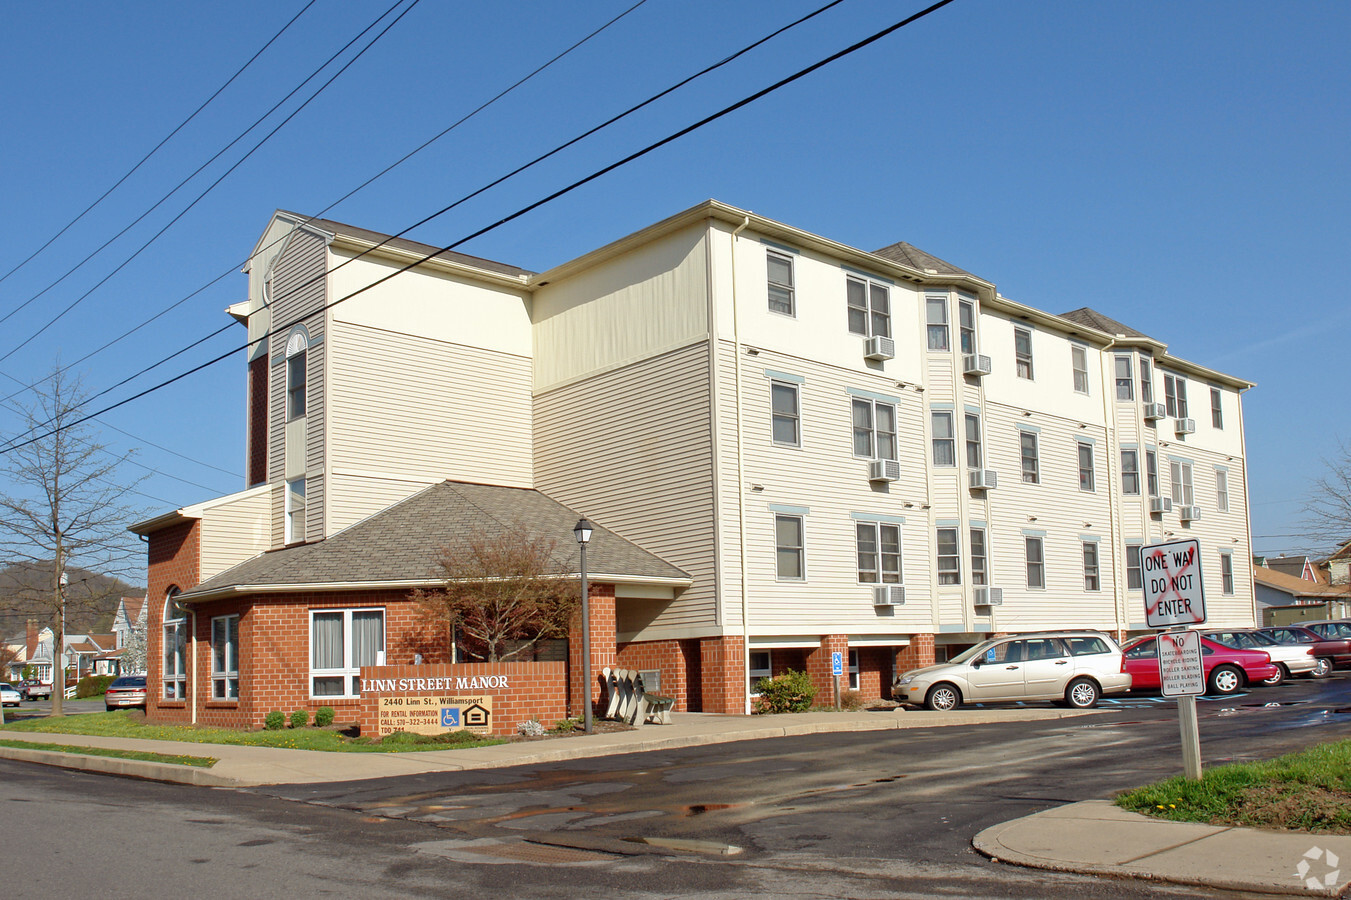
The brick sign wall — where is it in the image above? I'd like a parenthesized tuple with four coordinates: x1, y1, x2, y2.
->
(357, 662, 567, 736)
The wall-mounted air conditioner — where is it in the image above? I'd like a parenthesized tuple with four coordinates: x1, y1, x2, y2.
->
(868, 458, 901, 483)
(1143, 402, 1166, 421)
(1149, 497, 1173, 514)
(974, 586, 1004, 606)
(963, 354, 992, 377)
(1178, 505, 1201, 522)
(1175, 417, 1196, 435)
(968, 469, 998, 490)
(864, 336, 895, 361)
(873, 585, 905, 606)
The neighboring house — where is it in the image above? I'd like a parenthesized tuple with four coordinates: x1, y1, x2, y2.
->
(1263, 554, 1322, 583)
(132, 201, 1257, 726)
(1254, 566, 1351, 624)
(112, 596, 147, 649)
(20, 627, 114, 682)
(1315, 539, 1351, 586)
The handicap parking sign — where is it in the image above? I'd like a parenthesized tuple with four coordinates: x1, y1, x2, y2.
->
(440, 707, 461, 728)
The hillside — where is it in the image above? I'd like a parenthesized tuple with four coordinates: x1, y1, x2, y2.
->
(0, 561, 144, 638)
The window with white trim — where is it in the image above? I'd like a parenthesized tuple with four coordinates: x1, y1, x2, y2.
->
(767, 250, 794, 316)
(846, 275, 890, 338)
(770, 381, 800, 447)
(211, 614, 239, 701)
(775, 515, 805, 580)
(285, 328, 308, 421)
(749, 651, 772, 695)
(958, 297, 977, 355)
(852, 398, 896, 460)
(1020, 431, 1040, 483)
(848, 649, 860, 691)
(285, 477, 306, 544)
(1014, 327, 1034, 379)
(1164, 372, 1188, 418)
(1077, 441, 1095, 492)
(970, 527, 988, 586)
(1170, 459, 1194, 507)
(926, 294, 949, 351)
(856, 521, 902, 584)
(1140, 357, 1154, 405)
(1220, 551, 1235, 595)
(1121, 449, 1140, 495)
(310, 608, 385, 698)
(1082, 541, 1101, 591)
(1115, 355, 1134, 401)
(1210, 387, 1223, 429)
(162, 587, 187, 700)
(1216, 468, 1230, 512)
(1071, 345, 1089, 394)
(965, 413, 983, 469)
(1146, 448, 1160, 497)
(1126, 543, 1143, 591)
(932, 411, 955, 467)
(1025, 536, 1045, 589)
(937, 527, 961, 585)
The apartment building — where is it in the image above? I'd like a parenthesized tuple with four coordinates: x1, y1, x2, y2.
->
(132, 200, 1255, 727)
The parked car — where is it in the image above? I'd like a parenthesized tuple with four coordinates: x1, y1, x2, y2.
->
(19, 680, 51, 701)
(1256, 625, 1351, 676)
(1202, 629, 1316, 684)
(0, 683, 20, 707)
(1298, 620, 1351, 644)
(104, 675, 147, 711)
(892, 631, 1130, 711)
(1120, 634, 1277, 694)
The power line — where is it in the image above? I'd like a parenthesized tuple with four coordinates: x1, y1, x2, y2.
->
(0, 0, 957, 455)
(0, 0, 318, 291)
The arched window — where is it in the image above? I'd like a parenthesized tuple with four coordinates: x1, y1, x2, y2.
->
(285, 327, 308, 420)
(162, 587, 188, 701)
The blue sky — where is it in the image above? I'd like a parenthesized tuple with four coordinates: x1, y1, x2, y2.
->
(0, 0, 1345, 559)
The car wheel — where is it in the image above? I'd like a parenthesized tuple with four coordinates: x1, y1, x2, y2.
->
(1262, 664, 1286, 687)
(1311, 658, 1333, 679)
(924, 683, 961, 711)
(1065, 678, 1100, 709)
(1208, 665, 1243, 695)
(105, 704, 113, 712)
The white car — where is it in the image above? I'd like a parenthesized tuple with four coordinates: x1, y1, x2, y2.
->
(0, 683, 21, 707)
(1202, 630, 1316, 684)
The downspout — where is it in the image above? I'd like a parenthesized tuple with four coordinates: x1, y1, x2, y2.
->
(729, 216, 752, 714)
(1097, 339, 1125, 640)
(190, 610, 198, 725)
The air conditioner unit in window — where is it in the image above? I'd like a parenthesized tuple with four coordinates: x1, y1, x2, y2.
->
(1179, 505, 1201, 522)
(968, 469, 998, 490)
(1143, 402, 1167, 421)
(974, 586, 1004, 607)
(962, 354, 992, 377)
(863, 335, 895, 361)
(873, 585, 905, 606)
(868, 458, 901, 483)
(1175, 417, 1196, 435)
(1149, 497, 1173, 514)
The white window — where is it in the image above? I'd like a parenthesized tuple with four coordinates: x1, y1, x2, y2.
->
(1083, 542, 1100, 591)
(926, 294, 949, 351)
(937, 527, 961, 585)
(1211, 387, 1223, 429)
(846, 275, 891, 338)
(162, 588, 188, 701)
(848, 649, 860, 691)
(749, 650, 772, 695)
(310, 608, 385, 698)
(958, 297, 977, 355)
(211, 615, 239, 701)
(771, 381, 800, 447)
(1014, 327, 1034, 379)
(775, 515, 805, 580)
(1077, 441, 1096, 492)
(1170, 459, 1194, 506)
(1020, 431, 1039, 484)
(1139, 357, 1154, 405)
(1146, 448, 1160, 497)
(285, 328, 308, 421)
(1025, 536, 1045, 589)
(932, 411, 955, 467)
(965, 413, 983, 469)
(1216, 468, 1230, 512)
(1126, 543, 1142, 591)
(856, 522, 902, 584)
(1220, 552, 1235, 595)
(1115, 355, 1134, 401)
(852, 398, 896, 460)
(1071, 345, 1089, 394)
(1121, 449, 1140, 495)
(767, 250, 794, 316)
(1164, 372, 1188, 418)
(970, 527, 988, 586)
(285, 477, 307, 544)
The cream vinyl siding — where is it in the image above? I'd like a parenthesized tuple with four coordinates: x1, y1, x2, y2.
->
(326, 471, 441, 536)
(326, 321, 533, 498)
(532, 223, 709, 392)
(534, 342, 717, 641)
(198, 489, 271, 580)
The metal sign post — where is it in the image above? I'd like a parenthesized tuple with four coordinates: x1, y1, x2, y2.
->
(1142, 539, 1207, 779)
(831, 651, 843, 710)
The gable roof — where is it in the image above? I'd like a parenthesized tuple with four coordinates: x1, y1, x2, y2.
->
(1058, 307, 1155, 341)
(1265, 555, 1315, 581)
(871, 241, 974, 278)
(178, 481, 690, 602)
(1254, 566, 1351, 599)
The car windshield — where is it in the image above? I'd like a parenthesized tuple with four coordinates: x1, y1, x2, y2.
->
(0, 683, 12, 690)
(111, 677, 146, 688)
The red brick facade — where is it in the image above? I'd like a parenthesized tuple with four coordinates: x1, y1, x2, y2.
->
(246, 355, 268, 487)
(358, 662, 567, 736)
(567, 584, 616, 719)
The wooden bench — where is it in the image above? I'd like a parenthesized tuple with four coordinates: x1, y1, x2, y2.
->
(601, 667, 675, 726)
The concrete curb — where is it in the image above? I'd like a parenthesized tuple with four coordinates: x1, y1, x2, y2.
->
(0, 745, 241, 787)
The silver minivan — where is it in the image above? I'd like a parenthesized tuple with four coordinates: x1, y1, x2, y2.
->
(892, 631, 1131, 711)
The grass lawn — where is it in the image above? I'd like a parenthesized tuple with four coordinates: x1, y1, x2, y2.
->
(0, 710, 506, 753)
(1116, 739, 1351, 833)
(0, 737, 216, 768)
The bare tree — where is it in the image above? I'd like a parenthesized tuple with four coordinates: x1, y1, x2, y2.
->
(1302, 439, 1351, 555)
(0, 368, 147, 714)
(414, 528, 579, 663)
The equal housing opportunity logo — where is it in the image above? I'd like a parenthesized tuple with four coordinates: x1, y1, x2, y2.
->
(1295, 846, 1340, 891)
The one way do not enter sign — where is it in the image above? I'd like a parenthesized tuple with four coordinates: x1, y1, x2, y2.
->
(1142, 538, 1206, 628)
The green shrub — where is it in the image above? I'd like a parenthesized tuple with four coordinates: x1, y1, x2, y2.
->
(75, 675, 115, 698)
(290, 708, 310, 729)
(264, 710, 286, 730)
(548, 717, 581, 734)
(752, 669, 816, 714)
(314, 706, 335, 728)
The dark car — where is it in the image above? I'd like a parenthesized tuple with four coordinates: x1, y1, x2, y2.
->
(1257, 625, 1351, 676)
(104, 675, 147, 711)
(1121, 634, 1278, 695)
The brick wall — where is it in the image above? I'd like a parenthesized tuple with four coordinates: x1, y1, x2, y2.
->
(568, 583, 615, 719)
(805, 634, 849, 700)
(615, 638, 698, 711)
(145, 519, 200, 724)
(358, 662, 567, 735)
(246, 354, 268, 487)
(895, 633, 935, 674)
(698, 635, 746, 714)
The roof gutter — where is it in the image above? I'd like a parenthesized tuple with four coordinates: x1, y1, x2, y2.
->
(177, 572, 695, 604)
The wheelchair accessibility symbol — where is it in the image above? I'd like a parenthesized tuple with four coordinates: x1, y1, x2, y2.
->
(440, 707, 461, 728)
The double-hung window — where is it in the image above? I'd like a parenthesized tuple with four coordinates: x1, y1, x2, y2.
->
(1082, 542, 1101, 591)
(958, 296, 977, 355)
(766, 250, 795, 316)
(852, 398, 896, 460)
(1014, 327, 1034, 379)
(1071, 345, 1089, 394)
(1215, 468, 1230, 512)
(1164, 373, 1188, 418)
(1170, 459, 1195, 507)
(970, 527, 988, 586)
(771, 381, 800, 447)
(936, 527, 961, 585)
(1025, 536, 1045, 589)
(162, 588, 187, 700)
(846, 275, 890, 339)
(1121, 449, 1140, 495)
(211, 614, 239, 701)
(926, 294, 950, 350)
(1115, 355, 1134, 401)
(856, 522, 902, 584)
(285, 477, 306, 544)
(1020, 431, 1040, 483)
(1077, 441, 1096, 492)
(1139, 357, 1154, 405)
(311, 608, 385, 698)
(1210, 387, 1224, 429)
(1146, 448, 1160, 497)
(775, 515, 805, 580)
(285, 328, 308, 420)
(965, 413, 983, 469)
(931, 411, 955, 467)
(1220, 551, 1235, 595)
(1126, 543, 1143, 590)
(749, 651, 772, 695)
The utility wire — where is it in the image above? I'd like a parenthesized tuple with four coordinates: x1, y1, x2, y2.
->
(0, 0, 318, 291)
(0, 0, 956, 455)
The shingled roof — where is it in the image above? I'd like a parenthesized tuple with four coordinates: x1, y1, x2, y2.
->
(1058, 307, 1155, 340)
(871, 241, 974, 277)
(179, 481, 689, 602)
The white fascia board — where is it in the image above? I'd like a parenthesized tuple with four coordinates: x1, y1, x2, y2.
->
(129, 484, 271, 536)
(179, 572, 692, 604)
(327, 233, 529, 291)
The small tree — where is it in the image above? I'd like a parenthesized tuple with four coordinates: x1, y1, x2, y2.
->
(1303, 439, 1351, 552)
(414, 528, 579, 662)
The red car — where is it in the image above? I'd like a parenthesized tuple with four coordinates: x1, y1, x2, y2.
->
(1257, 625, 1351, 675)
(1121, 634, 1278, 695)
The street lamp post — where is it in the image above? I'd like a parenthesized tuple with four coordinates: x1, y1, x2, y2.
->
(573, 518, 594, 735)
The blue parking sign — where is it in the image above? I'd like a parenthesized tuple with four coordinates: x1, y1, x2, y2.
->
(440, 707, 461, 728)
(831, 651, 843, 677)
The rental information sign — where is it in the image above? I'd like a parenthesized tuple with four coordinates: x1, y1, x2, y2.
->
(1142, 538, 1206, 628)
(1157, 630, 1205, 697)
